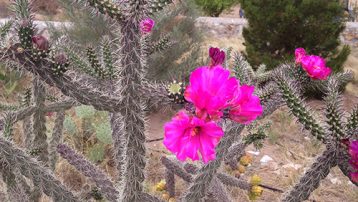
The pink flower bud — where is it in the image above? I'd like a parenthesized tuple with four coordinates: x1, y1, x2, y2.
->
(32, 35, 49, 51)
(140, 18, 155, 34)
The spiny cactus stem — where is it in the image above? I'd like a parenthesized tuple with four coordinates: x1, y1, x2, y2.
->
(275, 74, 326, 141)
(165, 168, 175, 197)
(49, 111, 65, 170)
(281, 147, 337, 202)
(183, 124, 245, 201)
(32, 78, 49, 164)
(161, 156, 193, 182)
(116, 17, 147, 202)
(57, 144, 119, 202)
(324, 76, 345, 140)
(0, 136, 79, 201)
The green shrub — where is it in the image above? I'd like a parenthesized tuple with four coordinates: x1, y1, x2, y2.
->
(240, 0, 349, 72)
(194, 0, 240, 17)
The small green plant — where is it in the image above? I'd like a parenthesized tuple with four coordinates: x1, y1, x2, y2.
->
(194, 0, 240, 17)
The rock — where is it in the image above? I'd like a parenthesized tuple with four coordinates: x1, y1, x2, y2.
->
(282, 163, 302, 170)
(247, 150, 260, 156)
(330, 178, 342, 185)
(260, 155, 273, 165)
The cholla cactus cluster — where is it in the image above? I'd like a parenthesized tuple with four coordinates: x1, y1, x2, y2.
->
(0, 1, 357, 202)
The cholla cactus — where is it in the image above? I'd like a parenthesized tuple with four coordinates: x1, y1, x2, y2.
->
(0, 1, 356, 202)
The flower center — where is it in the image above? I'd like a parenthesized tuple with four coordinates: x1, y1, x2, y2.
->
(191, 127, 201, 136)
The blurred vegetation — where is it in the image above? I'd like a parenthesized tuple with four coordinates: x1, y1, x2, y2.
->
(194, 0, 240, 17)
(49, 0, 203, 81)
(240, 0, 350, 72)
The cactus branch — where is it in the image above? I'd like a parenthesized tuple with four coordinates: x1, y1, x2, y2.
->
(183, 124, 245, 201)
(57, 143, 119, 202)
(0, 136, 79, 201)
(275, 72, 326, 141)
(324, 76, 346, 139)
(32, 78, 49, 164)
(49, 111, 65, 170)
(281, 147, 337, 202)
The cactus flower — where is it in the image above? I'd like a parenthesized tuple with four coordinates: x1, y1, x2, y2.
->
(295, 48, 306, 64)
(163, 111, 224, 163)
(228, 85, 263, 124)
(184, 65, 238, 120)
(300, 55, 331, 80)
(32, 35, 49, 50)
(140, 18, 155, 34)
(209, 47, 225, 67)
(349, 140, 358, 183)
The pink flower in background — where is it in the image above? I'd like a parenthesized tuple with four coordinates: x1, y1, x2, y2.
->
(295, 48, 306, 64)
(229, 85, 263, 124)
(32, 35, 49, 50)
(300, 55, 332, 80)
(163, 111, 224, 163)
(349, 140, 358, 183)
(184, 66, 238, 120)
(140, 18, 155, 34)
(209, 47, 225, 67)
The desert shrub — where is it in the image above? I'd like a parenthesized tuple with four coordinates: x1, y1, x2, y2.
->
(240, 0, 350, 72)
(194, 0, 240, 17)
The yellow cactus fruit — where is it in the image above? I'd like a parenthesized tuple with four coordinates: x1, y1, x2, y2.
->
(168, 197, 176, 202)
(250, 174, 262, 186)
(162, 192, 170, 201)
(251, 185, 263, 197)
(155, 180, 166, 191)
(238, 165, 246, 173)
(248, 192, 258, 201)
(240, 155, 251, 166)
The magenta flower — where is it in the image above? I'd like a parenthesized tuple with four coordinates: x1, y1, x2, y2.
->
(209, 47, 226, 67)
(300, 55, 332, 80)
(229, 85, 263, 124)
(163, 111, 224, 163)
(140, 18, 155, 34)
(349, 140, 358, 183)
(184, 66, 238, 120)
(295, 48, 306, 64)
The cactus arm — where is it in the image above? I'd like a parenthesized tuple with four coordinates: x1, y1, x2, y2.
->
(0, 136, 79, 201)
(165, 167, 176, 197)
(49, 110, 65, 170)
(57, 144, 119, 202)
(32, 78, 49, 164)
(324, 76, 346, 139)
(275, 72, 327, 141)
(183, 124, 244, 201)
(281, 147, 337, 202)
(161, 156, 193, 182)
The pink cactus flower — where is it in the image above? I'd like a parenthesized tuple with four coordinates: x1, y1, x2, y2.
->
(209, 47, 225, 67)
(349, 140, 358, 183)
(32, 35, 49, 51)
(184, 66, 238, 120)
(140, 18, 155, 34)
(295, 48, 306, 64)
(300, 55, 332, 80)
(163, 111, 224, 163)
(228, 85, 263, 124)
